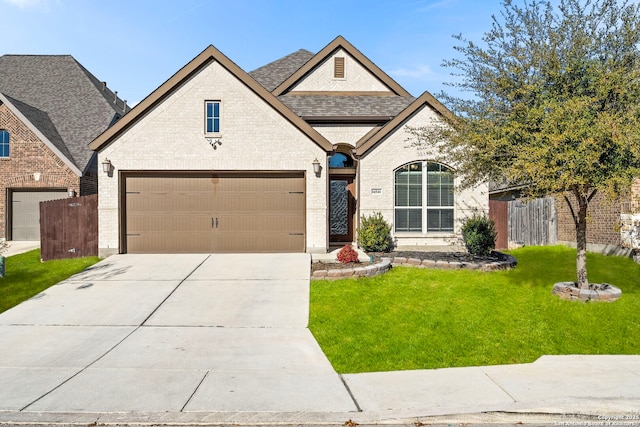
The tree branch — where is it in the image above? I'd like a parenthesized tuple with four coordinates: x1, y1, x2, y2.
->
(565, 192, 579, 229)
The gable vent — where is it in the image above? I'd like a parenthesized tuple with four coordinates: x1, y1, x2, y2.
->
(334, 57, 345, 79)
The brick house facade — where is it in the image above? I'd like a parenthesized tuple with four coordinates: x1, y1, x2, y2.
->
(0, 55, 126, 240)
(90, 37, 488, 256)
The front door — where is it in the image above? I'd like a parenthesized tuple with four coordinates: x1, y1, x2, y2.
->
(329, 176, 355, 243)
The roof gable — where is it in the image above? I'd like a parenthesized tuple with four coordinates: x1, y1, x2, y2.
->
(0, 93, 82, 175)
(90, 45, 333, 152)
(0, 55, 127, 172)
(355, 91, 455, 156)
(273, 36, 411, 97)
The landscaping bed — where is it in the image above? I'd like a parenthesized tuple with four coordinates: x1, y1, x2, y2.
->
(309, 245, 640, 373)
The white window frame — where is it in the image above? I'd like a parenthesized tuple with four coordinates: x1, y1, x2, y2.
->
(394, 161, 455, 234)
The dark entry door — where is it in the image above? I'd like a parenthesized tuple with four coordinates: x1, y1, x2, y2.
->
(329, 176, 355, 243)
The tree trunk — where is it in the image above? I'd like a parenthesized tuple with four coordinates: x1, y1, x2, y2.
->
(573, 187, 592, 290)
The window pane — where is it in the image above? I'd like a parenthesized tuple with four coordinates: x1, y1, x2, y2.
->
(0, 130, 9, 157)
(205, 101, 220, 133)
(427, 208, 454, 232)
(395, 209, 422, 232)
(395, 184, 408, 206)
(408, 185, 422, 206)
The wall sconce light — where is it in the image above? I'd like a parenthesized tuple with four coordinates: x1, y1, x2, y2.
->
(312, 158, 322, 177)
(68, 189, 76, 198)
(33, 172, 41, 182)
(101, 158, 112, 175)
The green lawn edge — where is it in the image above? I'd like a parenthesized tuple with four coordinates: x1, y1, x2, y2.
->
(0, 249, 101, 314)
(309, 245, 640, 373)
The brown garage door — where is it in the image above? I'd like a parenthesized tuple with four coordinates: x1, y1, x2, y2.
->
(124, 173, 305, 253)
(11, 190, 68, 241)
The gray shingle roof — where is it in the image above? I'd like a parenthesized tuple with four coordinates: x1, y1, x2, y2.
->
(2, 94, 73, 162)
(0, 55, 127, 173)
(279, 95, 416, 119)
(249, 49, 314, 92)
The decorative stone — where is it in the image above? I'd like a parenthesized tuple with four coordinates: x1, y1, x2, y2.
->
(407, 258, 422, 266)
(552, 282, 622, 302)
(394, 257, 407, 264)
(421, 259, 437, 268)
(312, 270, 327, 278)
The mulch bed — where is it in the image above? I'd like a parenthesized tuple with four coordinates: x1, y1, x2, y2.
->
(311, 251, 502, 273)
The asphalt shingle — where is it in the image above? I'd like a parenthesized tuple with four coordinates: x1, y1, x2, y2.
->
(0, 55, 127, 172)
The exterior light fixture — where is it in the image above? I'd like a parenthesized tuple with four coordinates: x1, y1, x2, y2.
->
(312, 158, 321, 177)
(102, 158, 112, 174)
(68, 189, 76, 198)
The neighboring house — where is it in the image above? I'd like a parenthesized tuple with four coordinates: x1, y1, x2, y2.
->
(90, 36, 488, 256)
(0, 55, 127, 240)
(489, 181, 640, 256)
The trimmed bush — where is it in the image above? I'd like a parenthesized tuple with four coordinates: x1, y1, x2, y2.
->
(337, 244, 360, 263)
(357, 212, 392, 252)
(461, 213, 497, 256)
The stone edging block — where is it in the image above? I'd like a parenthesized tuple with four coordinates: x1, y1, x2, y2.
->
(311, 252, 517, 279)
(311, 258, 392, 280)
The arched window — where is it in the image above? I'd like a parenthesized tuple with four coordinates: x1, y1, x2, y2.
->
(395, 161, 454, 232)
(0, 130, 9, 158)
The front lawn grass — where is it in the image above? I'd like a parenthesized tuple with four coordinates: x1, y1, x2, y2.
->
(309, 245, 640, 373)
(0, 249, 100, 314)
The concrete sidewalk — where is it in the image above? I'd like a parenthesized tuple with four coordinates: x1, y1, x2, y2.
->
(0, 253, 638, 426)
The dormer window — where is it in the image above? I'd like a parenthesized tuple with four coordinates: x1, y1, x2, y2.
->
(334, 57, 345, 79)
(205, 101, 221, 134)
(0, 130, 9, 158)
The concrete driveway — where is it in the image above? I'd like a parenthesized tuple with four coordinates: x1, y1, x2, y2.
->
(0, 253, 357, 413)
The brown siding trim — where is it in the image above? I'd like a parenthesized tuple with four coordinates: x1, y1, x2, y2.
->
(273, 36, 412, 97)
(90, 46, 333, 153)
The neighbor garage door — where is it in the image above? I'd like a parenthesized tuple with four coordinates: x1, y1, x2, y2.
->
(11, 190, 68, 240)
(124, 173, 305, 253)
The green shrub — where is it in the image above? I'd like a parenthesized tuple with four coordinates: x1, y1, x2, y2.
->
(461, 213, 497, 256)
(357, 212, 392, 252)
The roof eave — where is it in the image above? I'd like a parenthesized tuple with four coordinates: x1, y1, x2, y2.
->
(0, 93, 82, 176)
(355, 91, 455, 157)
(90, 46, 333, 153)
(272, 36, 412, 97)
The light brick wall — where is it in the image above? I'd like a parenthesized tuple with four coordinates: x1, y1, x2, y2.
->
(0, 103, 80, 239)
(312, 124, 375, 146)
(358, 105, 489, 247)
(98, 61, 328, 255)
(291, 49, 389, 92)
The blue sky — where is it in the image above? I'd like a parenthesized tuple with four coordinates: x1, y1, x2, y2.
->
(0, 0, 507, 105)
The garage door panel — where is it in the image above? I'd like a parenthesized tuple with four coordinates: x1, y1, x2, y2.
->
(11, 190, 68, 241)
(127, 232, 214, 253)
(125, 173, 305, 253)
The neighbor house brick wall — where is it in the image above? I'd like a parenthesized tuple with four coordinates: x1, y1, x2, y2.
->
(358, 105, 489, 247)
(556, 191, 622, 246)
(98, 61, 328, 256)
(0, 103, 80, 239)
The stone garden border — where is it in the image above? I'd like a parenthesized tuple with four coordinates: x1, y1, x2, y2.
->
(311, 251, 517, 280)
(311, 258, 392, 280)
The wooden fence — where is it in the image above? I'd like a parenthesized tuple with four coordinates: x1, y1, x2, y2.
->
(39, 194, 98, 261)
(490, 197, 558, 249)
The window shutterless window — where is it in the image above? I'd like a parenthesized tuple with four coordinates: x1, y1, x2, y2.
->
(205, 101, 220, 134)
(0, 130, 9, 158)
(394, 161, 454, 233)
